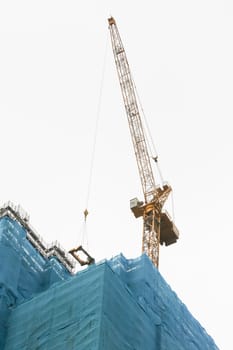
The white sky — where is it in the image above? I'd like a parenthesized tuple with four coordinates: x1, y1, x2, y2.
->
(0, 1, 232, 349)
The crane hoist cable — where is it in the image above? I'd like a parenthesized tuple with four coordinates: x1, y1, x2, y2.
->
(81, 209, 89, 248)
(85, 34, 108, 214)
(75, 210, 88, 248)
(70, 212, 94, 266)
(81, 34, 108, 248)
(69, 35, 108, 267)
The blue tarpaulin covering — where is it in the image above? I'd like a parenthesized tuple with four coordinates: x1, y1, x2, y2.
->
(0, 216, 218, 349)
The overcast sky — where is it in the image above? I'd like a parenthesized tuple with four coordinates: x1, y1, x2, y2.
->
(0, 1, 232, 349)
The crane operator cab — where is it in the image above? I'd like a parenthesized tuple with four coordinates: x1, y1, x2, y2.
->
(130, 198, 179, 246)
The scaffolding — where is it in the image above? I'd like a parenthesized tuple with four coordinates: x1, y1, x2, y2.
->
(0, 202, 76, 273)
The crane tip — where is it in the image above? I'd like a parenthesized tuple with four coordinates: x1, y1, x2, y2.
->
(108, 17, 116, 25)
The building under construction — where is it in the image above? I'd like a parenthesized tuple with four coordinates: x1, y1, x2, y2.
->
(0, 17, 219, 350)
(0, 203, 218, 349)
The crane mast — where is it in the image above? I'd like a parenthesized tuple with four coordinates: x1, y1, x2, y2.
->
(108, 17, 179, 268)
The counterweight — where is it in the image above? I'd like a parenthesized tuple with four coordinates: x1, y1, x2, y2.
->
(108, 17, 179, 267)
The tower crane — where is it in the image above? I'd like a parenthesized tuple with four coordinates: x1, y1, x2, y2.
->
(108, 17, 179, 268)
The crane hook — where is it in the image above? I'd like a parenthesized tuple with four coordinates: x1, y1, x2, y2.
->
(84, 209, 89, 222)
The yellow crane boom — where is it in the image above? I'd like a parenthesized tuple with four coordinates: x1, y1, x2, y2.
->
(108, 17, 179, 268)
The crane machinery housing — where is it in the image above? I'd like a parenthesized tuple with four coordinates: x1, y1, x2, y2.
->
(108, 17, 179, 268)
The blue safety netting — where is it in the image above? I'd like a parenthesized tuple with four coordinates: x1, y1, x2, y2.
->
(0, 216, 71, 349)
(0, 217, 70, 301)
(108, 254, 219, 350)
(0, 216, 218, 349)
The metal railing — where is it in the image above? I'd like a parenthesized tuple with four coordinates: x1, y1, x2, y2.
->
(0, 202, 76, 273)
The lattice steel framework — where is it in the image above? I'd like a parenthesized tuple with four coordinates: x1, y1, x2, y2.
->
(108, 17, 172, 267)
